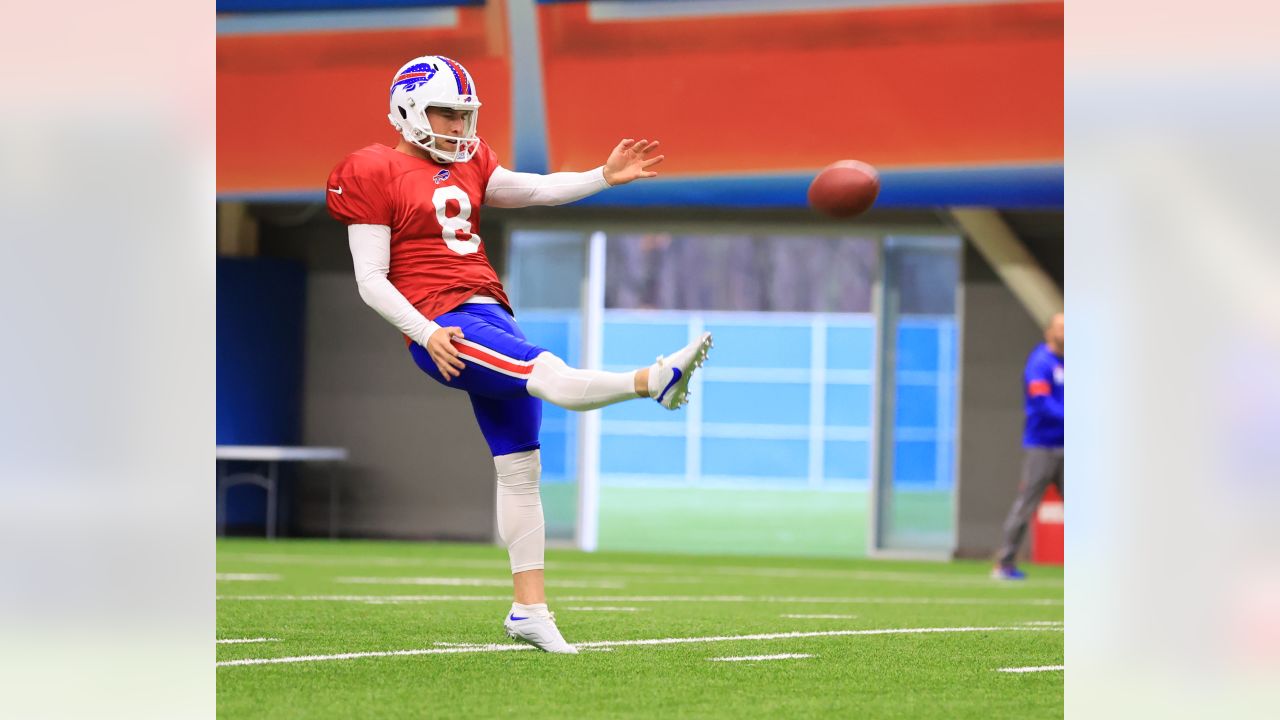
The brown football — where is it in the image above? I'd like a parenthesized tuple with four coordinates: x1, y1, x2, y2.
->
(807, 160, 881, 218)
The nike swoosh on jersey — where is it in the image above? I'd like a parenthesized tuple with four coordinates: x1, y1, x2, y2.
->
(328, 187, 343, 194)
(656, 368, 682, 403)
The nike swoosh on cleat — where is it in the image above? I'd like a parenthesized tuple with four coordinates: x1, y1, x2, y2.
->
(509, 614, 528, 621)
(656, 368, 682, 403)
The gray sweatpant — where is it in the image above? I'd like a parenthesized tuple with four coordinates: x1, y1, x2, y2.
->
(997, 446, 1064, 566)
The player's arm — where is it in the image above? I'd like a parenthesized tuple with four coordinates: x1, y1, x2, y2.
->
(348, 224, 466, 380)
(484, 139, 664, 208)
(1025, 358, 1063, 420)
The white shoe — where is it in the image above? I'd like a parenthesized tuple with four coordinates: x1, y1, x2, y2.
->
(504, 611, 579, 654)
(652, 332, 713, 410)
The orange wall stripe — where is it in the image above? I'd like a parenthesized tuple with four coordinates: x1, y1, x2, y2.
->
(218, 4, 509, 193)
(538, 1, 1062, 174)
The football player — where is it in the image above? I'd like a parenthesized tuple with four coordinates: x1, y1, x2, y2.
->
(327, 56, 712, 654)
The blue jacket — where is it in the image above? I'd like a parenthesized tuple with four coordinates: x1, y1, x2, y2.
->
(1024, 343, 1064, 447)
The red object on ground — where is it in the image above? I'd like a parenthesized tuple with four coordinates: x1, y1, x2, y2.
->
(1031, 484, 1063, 564)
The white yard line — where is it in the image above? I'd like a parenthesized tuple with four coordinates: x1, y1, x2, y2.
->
(710, 653, 813, 662)
(549, 562, 1061, 588)
(217, 626, 1060, 668)
(217, 594, 1061, 607)
(221, 553, 508, 569)
(781, 614, 857, 619)
(216, 638, 280, 645)
(337, 576, 512, 587)
(220, 595, 515, 603)
(434, 640, 619, 652)
(997, 665, 1064, 673)
(1021, 621, 1063, 626)
(218, 553, 1062, 587)
(565, 606, 642, 612)
(568, 627, 1061, 649)
(336, 577, 624, 589)
(215, 573, 281, 582)
(221, 644, 533, 666)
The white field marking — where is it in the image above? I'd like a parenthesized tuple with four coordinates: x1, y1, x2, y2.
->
(544, 562, 1062, 588)
(215, 573, 281, 581)
(220, 595, 511, 603)
(217, 626, 1059, 668)
(1022, 621, 1064, 626)
(565, 606, 642, 612)
(216, 638, 280, 644)
(710, 653, 814, 662)
(997, 665, 1064, 673)
(781, 614, 857, 620)
(217, 594, 1062, 607)
(220, 553, 510, 570)
(428, 641, 620, 653)
(219, 552, 1062, 587)
(220, 643, 536, 666)
(435, 638, 619, 650)
(336, 576, 624, 589)
(647, 577, 707, 585)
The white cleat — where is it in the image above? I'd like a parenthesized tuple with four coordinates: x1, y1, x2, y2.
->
(652, 332, 713, 410)
(503, 611, 579, 654)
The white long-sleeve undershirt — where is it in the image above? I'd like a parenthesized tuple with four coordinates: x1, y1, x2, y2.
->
(347, 224, 441, 346)
(484, 165, 610, 208)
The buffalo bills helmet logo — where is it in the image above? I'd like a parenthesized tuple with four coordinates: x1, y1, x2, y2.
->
(390, 63, 439, 96)
(433, 169, 450, 184)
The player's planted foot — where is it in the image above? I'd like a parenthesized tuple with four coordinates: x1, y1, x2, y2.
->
(503, 605, 578, 654)
(649, 332, 713, 410)
(990, 564, 1027, 581)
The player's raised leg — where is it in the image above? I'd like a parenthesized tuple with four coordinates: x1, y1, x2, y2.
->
(526, 332, 714, 411)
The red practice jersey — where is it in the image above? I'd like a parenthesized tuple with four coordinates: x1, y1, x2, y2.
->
(326, 139, 512, 320)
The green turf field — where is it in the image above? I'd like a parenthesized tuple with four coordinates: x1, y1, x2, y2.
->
(544, 485, 955, 557)
(217, 539, 1063, 719)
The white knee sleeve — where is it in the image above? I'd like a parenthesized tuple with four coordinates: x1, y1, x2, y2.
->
(526, 351, 639, 411)
(495, 449, 545, 574)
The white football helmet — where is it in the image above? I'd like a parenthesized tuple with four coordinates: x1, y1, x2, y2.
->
(387, 55, 481, 163)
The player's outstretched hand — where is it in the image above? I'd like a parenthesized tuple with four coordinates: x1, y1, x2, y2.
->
(603, 138, 665, 186)
(428, 326, 467, 381)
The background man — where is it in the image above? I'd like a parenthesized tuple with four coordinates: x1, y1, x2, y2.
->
(993, 313, 1064, 580)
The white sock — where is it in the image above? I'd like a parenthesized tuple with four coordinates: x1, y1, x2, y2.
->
(527, 351, 640, 411)
(494, 450, 544, 574)
(646, 359, 663, 398)
(511, 601, 551, 620)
